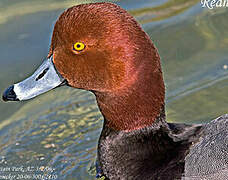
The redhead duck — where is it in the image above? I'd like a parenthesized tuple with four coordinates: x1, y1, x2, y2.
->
(2, 2, 228, 180)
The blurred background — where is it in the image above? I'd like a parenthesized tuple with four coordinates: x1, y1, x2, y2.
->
(0, 0, 227, 179)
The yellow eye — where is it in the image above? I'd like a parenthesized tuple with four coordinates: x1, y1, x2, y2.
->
(73, 42, 85, 52)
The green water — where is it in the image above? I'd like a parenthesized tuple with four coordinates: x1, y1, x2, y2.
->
(0, 0, 227, 179)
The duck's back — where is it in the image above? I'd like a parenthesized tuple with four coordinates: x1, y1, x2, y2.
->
(184, 114, 228, 180)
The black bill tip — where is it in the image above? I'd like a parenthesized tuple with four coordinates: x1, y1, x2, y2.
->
(2, 85, 19, 102)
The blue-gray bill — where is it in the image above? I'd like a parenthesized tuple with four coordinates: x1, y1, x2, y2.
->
(2, 56, 66, 101)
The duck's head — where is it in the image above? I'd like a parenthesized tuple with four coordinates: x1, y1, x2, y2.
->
(3, 3, 165, 131)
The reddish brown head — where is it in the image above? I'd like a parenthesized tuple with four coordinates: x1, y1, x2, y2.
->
(49, 3, 165, 131)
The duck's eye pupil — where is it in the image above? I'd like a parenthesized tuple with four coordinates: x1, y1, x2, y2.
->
(77, 44, 81, 48)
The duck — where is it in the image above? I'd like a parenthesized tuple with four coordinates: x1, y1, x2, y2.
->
(2, 2, 228, 180)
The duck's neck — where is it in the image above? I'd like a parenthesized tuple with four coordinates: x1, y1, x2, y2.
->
(94, 65, 165, 131)
(96, 105, 202, 179)
(96, 108, 186, 179)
